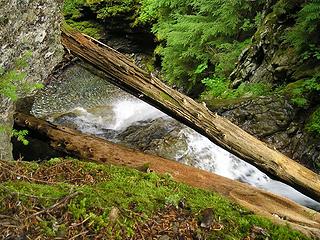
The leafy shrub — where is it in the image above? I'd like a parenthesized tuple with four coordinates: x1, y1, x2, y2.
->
(285, 74, 320, 107)
(63, 0, 86, 19)
(0, 52, 41, 145)
(286, 0, 320, 52)
(63, 0, 143, 40)
(0, 51, 43, 101)
(202, 76, 271, 100)
(63, 0, 141, 23)
(307, 107, 320, 134)
(65, 20, 104, 39)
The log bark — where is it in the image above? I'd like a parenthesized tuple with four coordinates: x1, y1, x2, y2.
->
(14, 112, 320, 238)
(60, 26, 320, 201)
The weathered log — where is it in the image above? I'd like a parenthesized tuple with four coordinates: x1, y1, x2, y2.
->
(14, 112, 320, 238)
(60, 26, 320, 201)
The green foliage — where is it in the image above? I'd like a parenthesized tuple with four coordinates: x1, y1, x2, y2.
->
(202, 76, 271, 100)
(300, 44, 320, 62)
(94, 0, 140, 20)
(63, 0, 86, 19)
(0, 68, 24, 101)
(307, 107, 320, 134)
(63, 0, 142, 40)
(285, 74, 320, 107)
(63, 0, 141, 24)
(11, 129, 29, 145)
(65, 20, 104, 39)
(0, 159, 310, 239)
(286, 0, 320, 53)
(0, 52, 42, 145)
(0, 51, 43, 101)
(139, 0, 264, 92)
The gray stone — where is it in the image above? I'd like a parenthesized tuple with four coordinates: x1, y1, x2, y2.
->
(210, 95, 320, 173)
(0, 0, 63, 160)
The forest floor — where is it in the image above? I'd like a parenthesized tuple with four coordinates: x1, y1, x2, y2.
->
(0, 158, 311, 240)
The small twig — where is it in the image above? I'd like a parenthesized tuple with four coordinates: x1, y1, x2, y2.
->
(25, 192, 79, 220)
(0, 162, 57, 185)
(69, 217, 90, 228)
(69, 230, 89, 240)
(135, 224, 145, 240)
(0, 223, 18, 228)
(0, 214, 19, 221)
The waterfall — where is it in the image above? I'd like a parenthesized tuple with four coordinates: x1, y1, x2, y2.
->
(32, 64, 320, 211)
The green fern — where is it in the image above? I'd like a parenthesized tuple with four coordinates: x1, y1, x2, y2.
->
(139, 0, 264, 93)
(286, 0, 320, 52)
(0, 52, 43, 101)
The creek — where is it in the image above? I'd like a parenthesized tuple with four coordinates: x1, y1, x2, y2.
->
(31, 63, 320, 211)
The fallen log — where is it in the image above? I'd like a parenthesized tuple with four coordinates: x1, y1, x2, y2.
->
(60, 26, 320, 201)
(14, 112, 320, 238)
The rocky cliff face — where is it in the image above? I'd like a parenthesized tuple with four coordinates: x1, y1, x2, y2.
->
(206, 0, 320, 173)
(229, 0, 315, 87)
(0, 0, 63, 159)
(206, 96, 320, 174)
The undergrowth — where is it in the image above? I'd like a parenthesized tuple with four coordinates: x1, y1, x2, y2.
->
(201, 76, 272, 100)
(0, 158, 310, 239)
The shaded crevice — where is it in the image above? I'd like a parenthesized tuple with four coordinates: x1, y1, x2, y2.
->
(12, 124, 65, 161)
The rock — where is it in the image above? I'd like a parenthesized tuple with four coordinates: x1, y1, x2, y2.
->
(206, 95, 320, 173)
(199, 208, 214, 229)
(108, 206, 120, 223)
(250, 225, 269, 239)
(0, 0, 64, 160)
(116, 118, 186, 152)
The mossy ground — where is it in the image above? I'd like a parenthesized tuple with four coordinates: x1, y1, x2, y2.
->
(0, 158, 310, 239)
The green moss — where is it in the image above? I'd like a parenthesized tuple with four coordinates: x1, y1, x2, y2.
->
(159, 92, 176, 104)
(307, 107, 320, 134)
(65, 20, 104, 39)
(0, 159, 311, 239)
(63, 0, 86, 19)
(282, 74, 320, 108)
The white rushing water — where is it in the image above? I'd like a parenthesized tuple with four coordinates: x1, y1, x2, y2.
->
(55, 94, 320, 211)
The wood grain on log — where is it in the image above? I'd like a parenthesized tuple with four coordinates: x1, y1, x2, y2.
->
(14, 112, 320, 238)
(60, 26, 320, 201)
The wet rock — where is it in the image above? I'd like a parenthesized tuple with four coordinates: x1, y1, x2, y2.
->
(229, 2, 310, 87)
(116, 118, 188, 156)
(207, 95, 320, 173)
(54, 113, 79, 129)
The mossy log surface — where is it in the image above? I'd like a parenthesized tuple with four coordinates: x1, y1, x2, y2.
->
(60, 26, 320, 201)
(14, 112, 320, 238)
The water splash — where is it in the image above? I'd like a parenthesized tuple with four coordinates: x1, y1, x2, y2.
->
(110, 99, 167, 130)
